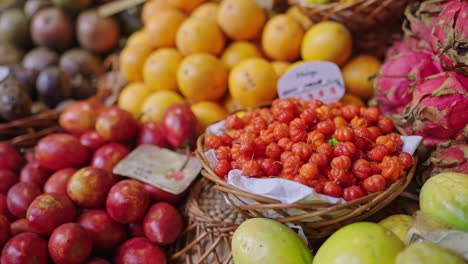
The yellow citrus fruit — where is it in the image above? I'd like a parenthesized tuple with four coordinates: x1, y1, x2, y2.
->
(125, 30, 152, 51)
(176, 17, 225, 56)
(146, 8, 187, 48)
(177, 53, 228, 101)
(119, 46, 152, 82)
(191, 2, 219, 23)
(286, 6, 314, 30)
(301, 21, 352, 66)
(191, 101, 227, 134)
(221, 41, 262, 70)
(223, 95, 244, 113)
(141, 0, 175, 24)
(271, 61, 290, 77)
(229, 58, 278, 108)
(342, 55, 381, 99)
(118, 82, 152, 117)
(217, 0, 266, 40)
(143, 48, 184, 92)
(286, 60, 305, 72)
(141, 90, 185, 122)
(167, 0, 205, 13)
(262, 15, 304, 62)
(340, 93, 365, 106)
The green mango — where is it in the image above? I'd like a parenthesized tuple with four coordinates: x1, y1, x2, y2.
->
(232, 218, 313, 264)
(313, 222, 405, 264)
(396, 241, 465, 264)
(420, 172, 468, 231)
(379, 214, 412, 244)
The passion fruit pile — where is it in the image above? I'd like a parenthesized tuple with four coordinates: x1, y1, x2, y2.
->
(0, 0, 141, 122)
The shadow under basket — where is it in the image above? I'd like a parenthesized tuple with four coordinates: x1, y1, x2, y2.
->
(196, 134, 417, 239)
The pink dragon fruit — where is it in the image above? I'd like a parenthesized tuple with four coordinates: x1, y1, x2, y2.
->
(385, 36, 435, 58)
(420, 141, 468, 183)
(430, 0, 468, 74)
(402, 72, 468, 147)
(375, 50, 442, 115)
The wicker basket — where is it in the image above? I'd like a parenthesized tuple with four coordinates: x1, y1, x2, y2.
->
(196, 134, 417, 239)
(289, 0, 419, 57)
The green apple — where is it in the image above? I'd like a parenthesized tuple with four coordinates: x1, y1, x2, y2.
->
(379, 214, 412, 244)
(396, 241, 465, 264)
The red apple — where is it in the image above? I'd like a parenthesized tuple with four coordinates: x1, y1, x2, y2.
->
(26, 193, 77, 235)
(0, 194, 10, 218)
(35, 133, 90, 170)
(0, 144, 23, 171)
(10, 218, 43, 236)
(0, 169, 18, 195)
(161, 104, 197, 149)
(24, 151, 36, 162)
(67, 167, 115, 208)
(48, 223, 93, 264)
(115, 237, 166, 264)
(0, 215, 10, 248)
(138, 121, 170, 147)
(43, 168, 76, 194)
(59, 100, 104, 135)
(87, 258, 111, 264)
(7, 182, 42, 218)
(143, 202, 183, 245)
(106, 180, 150, 223)
(91, 143, 130, 172)
(129, 222, 144, 237)
(78, 209, 127, 249)
(80, 131, 107, 151)
(144, 183, 186, 204)
(95, 106, 138, 142)
(0, 232, 49, 264)
(20, 161, 52, 187)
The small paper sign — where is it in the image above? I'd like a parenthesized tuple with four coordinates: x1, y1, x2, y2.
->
(277, 61, 345, 103)
(113, 145, 202, 195)
(255, 0, 274, 9)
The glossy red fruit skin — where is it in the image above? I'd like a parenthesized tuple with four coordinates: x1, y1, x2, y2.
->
(0, 194, 12, 219)
(48, 223, 93, 264)
(59, 100, 104, 135)
(143, 202, 183, 245)
(86, 258, 111, 264)
(6, 182, 42, 218)
(78, 209, 127, 249)
(0, 215, 10, 248)
(91, 143, 130, 172)
(144, 183, 185, 204)
(138, 121, 170, 148)
(343, 186, 366, 201)
(0, 144, 23, 171)
(129, 223, 144, 237)
(115, 237, 167, 264)
(26, 193, 77, 235)
(161, 104, 198, 149)
(0, 232, 49, 264)
(19, 161, 52, 187)
(80, 131, 107, 151)
(0, 169, 18, 195)
(95, 106, 138, 142)
(43, 168, 76, 194)
(10, 218, 43, 236)
(35, 133, 90, 170)
(24, 151, 36, 163)
(67, 167, 116, 208)
(106, 180, 150, 224)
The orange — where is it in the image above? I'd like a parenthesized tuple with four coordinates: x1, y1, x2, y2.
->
(141, 90, 185, 122)
(340, 93, 365, 106)
(118, 82, 152, 117)
(191, 101, 227, 134)
(167, 0, 205, 13)
(191, 2, 219, 23)
(125, 30, 152, 51)
(119, 46, 152, 82)
(221, 41, 262, 70)
(143, 48, 184, 92)
(271, 61, 290, 77)
(145, 8, 187, 48)
(223, 95, 244, 113)
(229, 58, 278, 108)
(286, 60, 305, 72)
(177, 53, 228, 101)
(342, 55, 382, 99)
(141, 0, 175, 24)
(262, 15, 304, 61)
(301, 21, 352, 66)
(217, 0, 266, 40)
(176, 17, 225, 56)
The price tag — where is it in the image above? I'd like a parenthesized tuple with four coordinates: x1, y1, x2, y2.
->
(277, 61, 345, 103)
(255, 0, 274, 9)
(113, 145, 202, 195)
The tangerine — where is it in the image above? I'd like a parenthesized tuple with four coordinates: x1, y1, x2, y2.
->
(143, 48, 184, 92)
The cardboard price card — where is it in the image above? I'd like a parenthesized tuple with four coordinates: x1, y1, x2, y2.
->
(113, 145, 202, 195)
(277, 61, 345, 103)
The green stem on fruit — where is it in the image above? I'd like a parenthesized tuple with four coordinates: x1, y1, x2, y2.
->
(178, 145, 191, 172)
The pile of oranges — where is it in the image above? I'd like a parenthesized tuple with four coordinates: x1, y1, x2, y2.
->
(118, 0, 382, 135)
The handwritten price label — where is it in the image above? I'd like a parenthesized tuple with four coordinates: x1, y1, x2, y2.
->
(277, 61, 345, 103)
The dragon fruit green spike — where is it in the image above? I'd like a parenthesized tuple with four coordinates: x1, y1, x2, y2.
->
(430, 0, 468, 75)
(375, 51, 442, 115)
(421, 141, 468, 183)
(402, 72, 468, 147)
